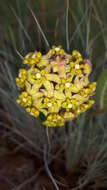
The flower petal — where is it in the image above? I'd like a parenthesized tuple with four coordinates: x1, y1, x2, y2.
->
(43, 80, 54, 96)
(38, 56, 48, 67)
(54, 90, 65, 100)
(33, 98, 43, 109)
(46, 74, 61, 84)
(63, 111, 75, 120)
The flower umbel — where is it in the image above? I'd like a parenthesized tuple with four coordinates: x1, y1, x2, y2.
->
(16, 46, 96, 127)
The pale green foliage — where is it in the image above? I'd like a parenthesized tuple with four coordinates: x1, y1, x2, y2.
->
(66, 112, 107, 189)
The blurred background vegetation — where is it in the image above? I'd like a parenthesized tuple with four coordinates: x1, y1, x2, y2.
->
(0, 0, 107, 189)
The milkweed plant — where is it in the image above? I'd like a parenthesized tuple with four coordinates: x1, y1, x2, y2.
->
(16, 45, 96, 127)
(1, 0, 107, 189)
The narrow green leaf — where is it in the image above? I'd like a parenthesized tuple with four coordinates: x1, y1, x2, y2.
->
(95, 69, 107, 110)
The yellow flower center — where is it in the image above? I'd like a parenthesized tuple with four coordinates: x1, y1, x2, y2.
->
(55, 47, 60, 51)
(36, 73, 41, 79)
(22, 98, 27, 103)
(47, 103, 52, 107)
(68, 103, 72, 108)
(75, 64, 80, 69)
(65, 82, 70, 88)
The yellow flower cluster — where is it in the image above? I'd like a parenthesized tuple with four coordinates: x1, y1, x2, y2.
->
(16, 69, 27, 88)
(23, 51, 42, 65)
(16, 46, 96, 127)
